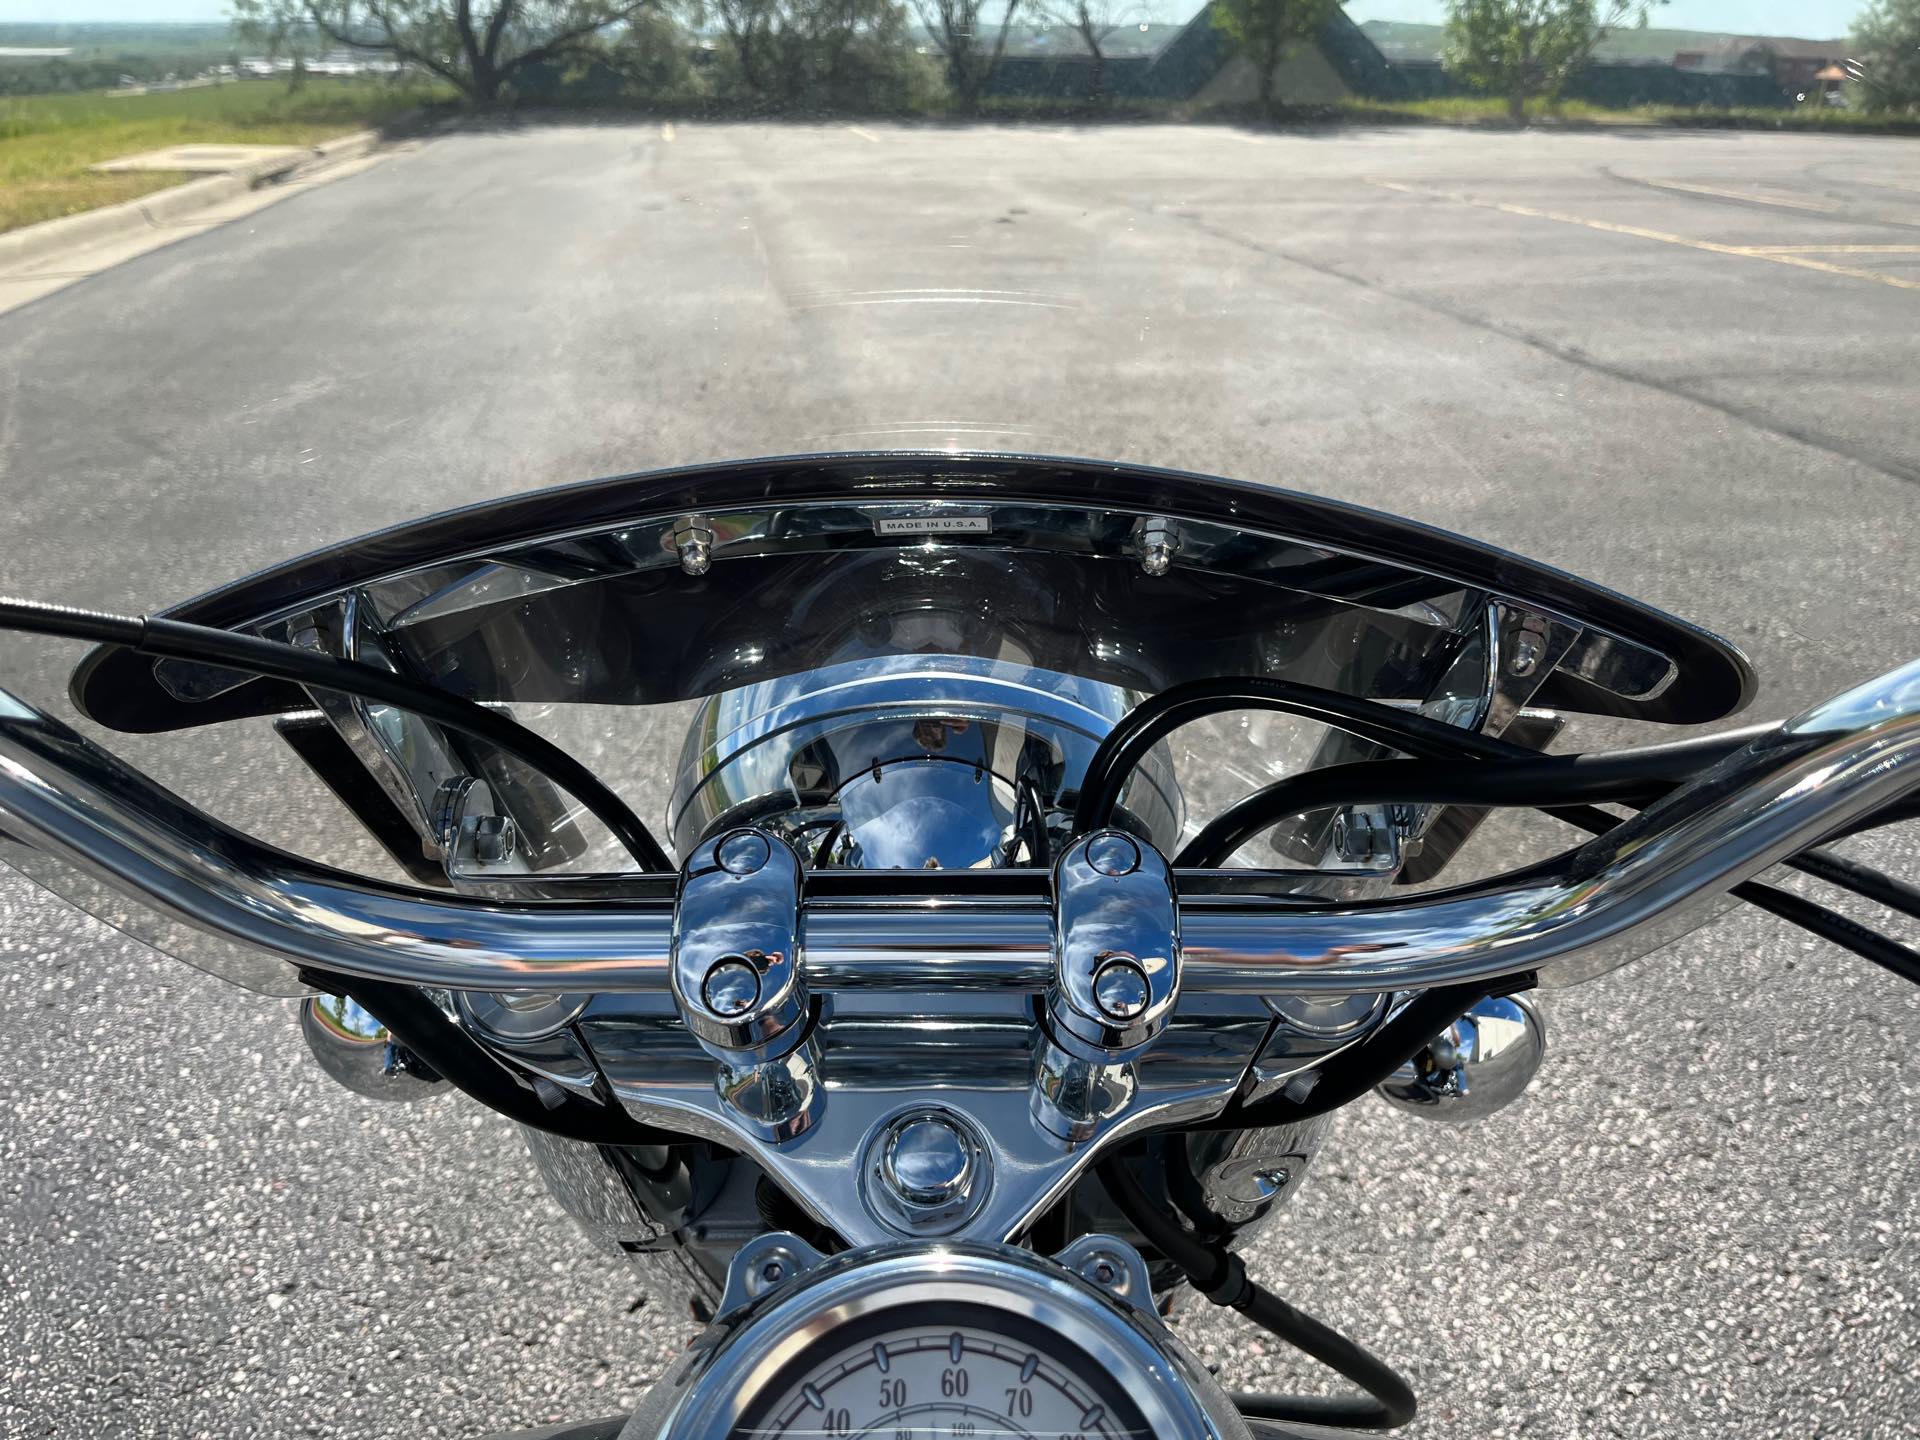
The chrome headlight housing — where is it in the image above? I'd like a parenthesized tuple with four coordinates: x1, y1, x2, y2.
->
(667, 654, 1183, 868)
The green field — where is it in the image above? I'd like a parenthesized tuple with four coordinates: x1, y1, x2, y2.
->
(0, 77, 443, 235)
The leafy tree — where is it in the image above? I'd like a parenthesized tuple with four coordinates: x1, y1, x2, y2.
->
(606, 7, 697, 98)
(716, 0, 908, 104)
(912, 0, 1022, 113)
(713, 0, 780, 93)
(1852, 0, 1920, 112)
(238, 2, 320, 88)
(1039, 0, 1132, 99)
(1441, 0, 1659, 121)
(232, 0, 656, 103)
(1209, 0, 1340, 115)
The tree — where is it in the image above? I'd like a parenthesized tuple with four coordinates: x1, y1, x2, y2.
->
(1209, 0, 1340, 115)
(912, 0, 1021, 113)
(1852, 0, 1920, 112)
(237, 2, 320, 88)
(604, 7, 696, 98)
(232, 0, 656, 104)
(1441, 0, 1659, 122)
(718, 0, 902, 102)
(1038, 0, 1130, 100)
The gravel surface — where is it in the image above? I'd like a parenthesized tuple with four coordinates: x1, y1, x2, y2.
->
(1, 121, 1917, 1439)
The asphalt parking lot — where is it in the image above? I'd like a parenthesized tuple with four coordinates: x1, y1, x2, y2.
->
(1, 120, 1916, 1439)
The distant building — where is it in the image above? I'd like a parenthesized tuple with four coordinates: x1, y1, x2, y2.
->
(985, 5, 1391, 104)
(1672, 35, 1847, 94)
(984, 5, 1799, 109)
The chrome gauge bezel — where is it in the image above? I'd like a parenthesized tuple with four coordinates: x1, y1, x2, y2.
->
(649, 1241, 1229, 1440)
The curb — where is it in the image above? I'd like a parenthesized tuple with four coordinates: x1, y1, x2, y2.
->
(0, 129, 383, 272)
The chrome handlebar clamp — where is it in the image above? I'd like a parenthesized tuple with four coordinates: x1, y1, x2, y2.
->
(671, 827, 820, 1140)
(1034, 831, 1182, 1141)
(1047, 831, 1182, 1062)
(672, 828, 809, 1061)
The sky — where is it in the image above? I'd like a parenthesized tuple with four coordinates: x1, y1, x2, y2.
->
(3, 0, 1868, 37)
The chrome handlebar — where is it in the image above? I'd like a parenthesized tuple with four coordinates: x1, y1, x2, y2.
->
(2, 660, 1917, 1000)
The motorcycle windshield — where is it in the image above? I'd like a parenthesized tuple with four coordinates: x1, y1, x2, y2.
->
(71, 455, 1751, 731)
(8, 455, 1752, 991)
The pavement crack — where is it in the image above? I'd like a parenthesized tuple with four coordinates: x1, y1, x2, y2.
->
(1599, 166, 1920, 234)
(1154, 206, 1920, 490)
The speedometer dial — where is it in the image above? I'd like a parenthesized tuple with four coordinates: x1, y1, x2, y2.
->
(737, 1308, 1149, 1440)
(648, 1242, 1225, 1440)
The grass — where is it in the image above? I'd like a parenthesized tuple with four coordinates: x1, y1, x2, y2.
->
(1334, 95, 1683, 123)
(1333, 94, 1920, 134)
(0, 77, 446, 235)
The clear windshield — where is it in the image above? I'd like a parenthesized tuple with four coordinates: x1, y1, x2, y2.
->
(18, 467, 1740, 907)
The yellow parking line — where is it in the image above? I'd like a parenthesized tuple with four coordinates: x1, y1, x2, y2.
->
(1372, 180, 1920, 292)
(661, 122, 675, 141)
(1745, 244, 1920, 254)
(1630, 176, 1839, 214)
(847, 125, 881, 143)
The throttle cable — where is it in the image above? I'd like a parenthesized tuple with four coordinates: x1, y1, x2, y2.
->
(0, 596, 673, 872)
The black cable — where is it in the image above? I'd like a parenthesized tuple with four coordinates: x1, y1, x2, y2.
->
(1733, 880, 1920, 987)
(1232, 1289, 1419, 1431)
(1073, 678, 1531, 833)
(1177, 779, 1920, 968)
(1173, 726, 1787, 868)
(1179, 753, 1919, 925)
(1175, 759, 1663, 868)
(311, 972, 687, 1147)
(1097, 1154, 1417, 1430)
(1108, 679, 1916, 981)
(1197, 984, 1494, 1133)
(1201, 808, 1918, 1135)
(1099, 1150, 1222, 1281)
(0, 598, 143, 648)
(812, 821, 845, 868)
(0, 596, 673, 872)
(1076, 675, 1772, 830)
(1549, 805, 1920, 988)
(1788, 849, 1920, 923)
(1181, 763, 1920, 954)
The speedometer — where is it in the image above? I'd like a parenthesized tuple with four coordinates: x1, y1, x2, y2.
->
(633, 1239, 1234, 1440)
(738, 1308, 1146, 1439)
